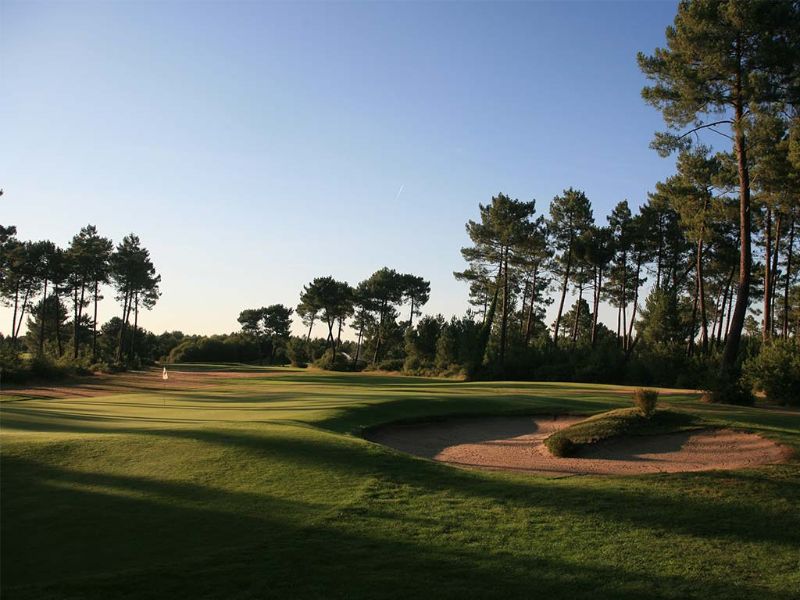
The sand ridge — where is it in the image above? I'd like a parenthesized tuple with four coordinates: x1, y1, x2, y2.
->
(366, 415, 792, 476)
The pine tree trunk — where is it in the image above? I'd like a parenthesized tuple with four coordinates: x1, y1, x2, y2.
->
(770, 212, 782, 336)
(14, 287, 30, 340)
(721, 49, 752, 375)
(11, 283, 19, 342)
(687, 276, 699, 357)
(621, 249, 628, 348)
(75, 282, 86, 358)
(571, 274, 584, 344)
(38, 277, 48, 355)
(519, 278, 530, 335)
(626, 256, 643, 352)
(709, 281, 723, 347)
(553, 241, 573, 347)
(499, 248, 509, 366)
(696, 237, 708, 354)
(305, 315, 315, 343)
(656, 223, 663, 291)
(54, 290, 64, 356)
(92, 281, 99, 360)
(524, 267, 538, 345)
(591, 267, 602, 348)
(763, 208, 772, 341)
(372, 302, 386, 364)
(783, 215, 795, 339)
(716, 266, 735, 347)
(130, 293, 139, 363)
(354, 327, 363, 365)
(116, 289, 129, 362)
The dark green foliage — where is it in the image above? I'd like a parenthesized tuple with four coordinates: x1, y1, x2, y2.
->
(403, 315, 444, 373)
(286, 337, 310, 368)
(704, 368, 756, 406)
(374, 358, 405, 372)
(168, 334, 261, 364)
(0, 338, 24, 382)
(633, 388, 659, 417)
(544, 435, 575, 458)
(237, 304, 293, 363)
(313, 348, 352, 371)
(744, 340, 800, 406)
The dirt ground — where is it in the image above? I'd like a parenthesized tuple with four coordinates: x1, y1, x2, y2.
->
(366, 415, 792, 476)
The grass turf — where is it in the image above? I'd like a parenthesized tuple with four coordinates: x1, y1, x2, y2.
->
(1, 366, 799, 599)
(544, 408, 700, 457)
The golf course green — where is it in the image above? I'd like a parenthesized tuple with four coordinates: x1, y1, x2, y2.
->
(2, 365, 799, 599)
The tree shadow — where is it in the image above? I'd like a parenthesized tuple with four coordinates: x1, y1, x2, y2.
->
(3, 442, 796, 600)
(134, 426, 800, 549)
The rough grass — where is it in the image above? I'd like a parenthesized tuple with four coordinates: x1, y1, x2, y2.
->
(1, 366, 799, 599)
(544, 408, 700, 457)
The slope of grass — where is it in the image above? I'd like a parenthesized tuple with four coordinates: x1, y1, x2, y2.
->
(1, 366, 799, 599)
(544, 408, 700, 457)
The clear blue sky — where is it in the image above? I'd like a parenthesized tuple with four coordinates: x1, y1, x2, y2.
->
(1, 0, 680, 337)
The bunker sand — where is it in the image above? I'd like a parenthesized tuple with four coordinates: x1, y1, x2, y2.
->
(367, 415, 792, 476)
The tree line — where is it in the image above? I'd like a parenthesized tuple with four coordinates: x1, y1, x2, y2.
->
(1, 223, 161, 377)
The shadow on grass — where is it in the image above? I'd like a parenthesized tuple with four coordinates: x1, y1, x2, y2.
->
(165, 363, 302, 373)
(3, 430, 798, 600)
(318, 395, 625, 434)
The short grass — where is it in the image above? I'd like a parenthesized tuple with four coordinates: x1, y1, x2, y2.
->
(544, 408, 700, 457)
(1, 366, 799, 599)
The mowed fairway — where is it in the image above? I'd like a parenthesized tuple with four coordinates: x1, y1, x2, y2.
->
(2, 366, 799, 599)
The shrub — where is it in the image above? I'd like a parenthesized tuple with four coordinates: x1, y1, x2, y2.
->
(743, 340, 800, 406)
(375, 358, 405, 372)
(0, 343, 25, 382)
(28, 354, 69, 380)
(703, 369, 755, 406)
(286, 338, 309, 368)
(90, 360, 125, 374)
(313, 349, 351, 371)
(544, 434, 576, 458)
(633, 388, 659, 417)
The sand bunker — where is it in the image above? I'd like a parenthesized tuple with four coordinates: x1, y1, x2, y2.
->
(366, 416, 791, 476)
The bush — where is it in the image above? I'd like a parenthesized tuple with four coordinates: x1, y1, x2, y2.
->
(89, 360, 125, 374)
(743, 340, 800, 406)
(0, 343, 25, 382)
(313, 349, 351, 371)
(544, 434, 576, 458)
(703, 369, 755, 406)
(28, 355, 70, 380)
(375, 358, 405, 372)
(633, 388, 659, 417)
(286, 338, 309, 368)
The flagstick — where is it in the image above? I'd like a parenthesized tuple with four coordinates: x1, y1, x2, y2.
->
(162, 366, 168, 407)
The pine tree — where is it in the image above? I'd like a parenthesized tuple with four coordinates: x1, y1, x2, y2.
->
(638, 0, 800, 373)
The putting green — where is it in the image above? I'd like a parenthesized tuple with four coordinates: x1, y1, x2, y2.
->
(2, 365, 799, 599)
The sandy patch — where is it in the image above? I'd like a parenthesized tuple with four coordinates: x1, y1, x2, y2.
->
(366, 415, 792, 476)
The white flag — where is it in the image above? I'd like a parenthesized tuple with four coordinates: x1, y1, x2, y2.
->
(162, 367, 169, 380)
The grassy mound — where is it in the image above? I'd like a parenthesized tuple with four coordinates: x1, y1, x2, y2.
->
(545, 408, 699, 457)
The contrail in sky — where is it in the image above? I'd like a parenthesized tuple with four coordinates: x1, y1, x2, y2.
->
(394, 184, 405, 202)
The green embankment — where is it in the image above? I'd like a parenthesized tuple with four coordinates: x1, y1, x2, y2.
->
(544, 408, 701, 457)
